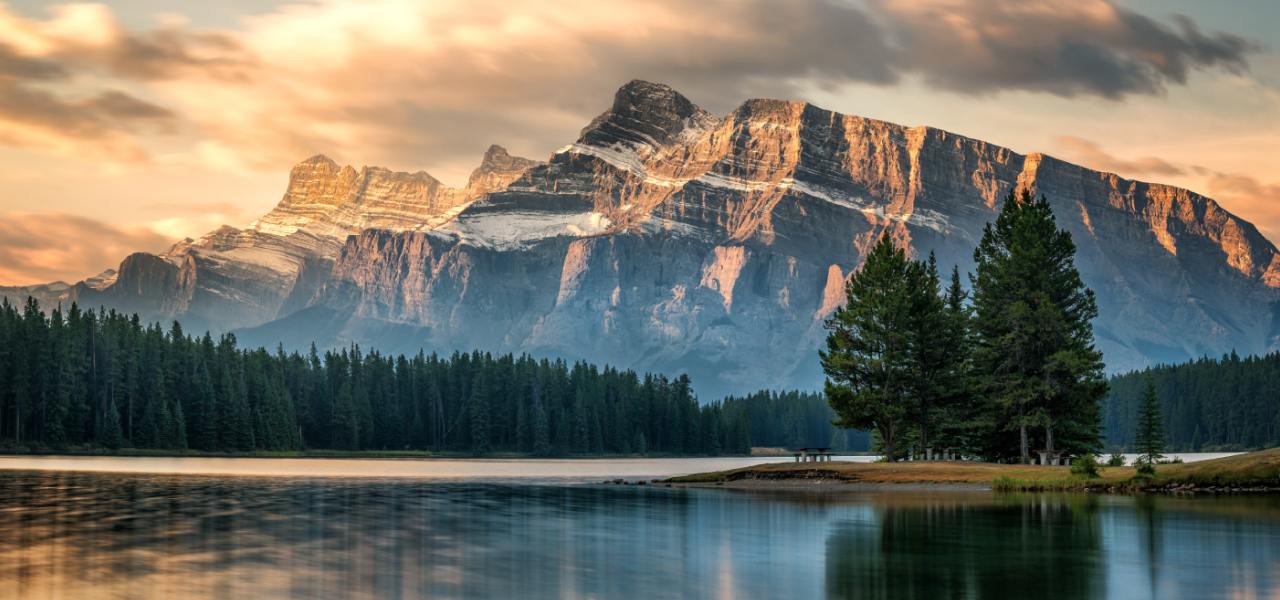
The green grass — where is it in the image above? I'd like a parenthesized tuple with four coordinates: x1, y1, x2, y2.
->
(668, 448, 1280, 493)
(994, 448, 1280, 492)
(991, 476, 1095, 492)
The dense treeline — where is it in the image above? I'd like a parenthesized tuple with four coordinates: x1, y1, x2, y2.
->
(822, 191, 1108, 463)
(719, 390, 870, 451)
(0, 296, 848, 455)
(1104, 352, 1280, 451)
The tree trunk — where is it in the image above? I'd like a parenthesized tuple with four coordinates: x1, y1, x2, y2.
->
(1019, 421, 1029, 465)
(1045, 423, 1055, 454)
(920, 401, 929, 460)
(881, 425, 895, 462)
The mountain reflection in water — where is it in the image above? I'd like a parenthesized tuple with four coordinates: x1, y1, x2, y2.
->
(0, 470, 1277, 599)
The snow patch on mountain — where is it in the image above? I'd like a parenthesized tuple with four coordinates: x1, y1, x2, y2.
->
(441, 210, 613, 250)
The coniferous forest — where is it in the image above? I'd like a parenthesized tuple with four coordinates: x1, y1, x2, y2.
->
(0, 296, 862, 455)
(822, 191, 1109, 463)
(1104, 352, 1280, 452)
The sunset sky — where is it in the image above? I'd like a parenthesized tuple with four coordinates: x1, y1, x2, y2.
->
(0, 0, 1277, 285)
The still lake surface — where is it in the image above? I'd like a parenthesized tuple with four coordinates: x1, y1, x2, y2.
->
(0, 455, 1275, 599)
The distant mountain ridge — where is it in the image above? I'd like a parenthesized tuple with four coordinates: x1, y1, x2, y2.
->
(6, 80, 1280, 398)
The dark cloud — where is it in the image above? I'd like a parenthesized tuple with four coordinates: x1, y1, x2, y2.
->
(0, 4, 251, 160)
(870, 0, 1256, 99)
(0, 213, 172, 286)
(0, 44, 172, 139)
(0, 44, 65, 80)
(0, 0, 1261, 175)
(0, 80, 174, 139)
(76, 28, 252, 81)
(1054, 136, 1186, 177)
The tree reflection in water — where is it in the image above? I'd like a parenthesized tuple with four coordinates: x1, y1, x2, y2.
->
(1, 470, 1278, 599)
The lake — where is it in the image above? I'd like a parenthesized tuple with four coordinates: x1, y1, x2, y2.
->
(0, 456, 1276, 599)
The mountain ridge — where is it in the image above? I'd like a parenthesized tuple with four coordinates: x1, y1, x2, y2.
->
(4, 80, 1278, 397)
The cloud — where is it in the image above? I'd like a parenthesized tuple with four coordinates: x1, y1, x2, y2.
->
(0, 0, 1260, 182)
(1047, 136, 1280, 243)
(1206, 172, 1280, 242)
(0, 213, 173, 285)
(872, 1, 1255, 98)
(1053, 136, 1186, 177)
(0, 3, 250, 80)
(0, 3, 248, 162)
(138, 200, 258, 239)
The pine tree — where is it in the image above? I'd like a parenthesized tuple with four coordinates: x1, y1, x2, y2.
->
(938, 266, 976, 455)
(908, 254, 960, 457)
(333, 379, 359, 450)
(970, 190, 1107, 463)
(101, 398, 124, 449)
(139, 365, 167, 447)
(190, 360, 218, 450)
(531, 379, 551, 456)
(1135, 377, 1164, 469)
(171, 399, 188, 449)
(469, 370, 491, 454)
(821, 234, 923, 461)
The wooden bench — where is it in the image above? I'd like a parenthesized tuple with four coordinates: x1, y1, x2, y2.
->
(792, 447, 835, 462)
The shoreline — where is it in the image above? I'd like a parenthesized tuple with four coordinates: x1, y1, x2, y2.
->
(661, 479, 992, 492)
(0, 447, 878, 461)
(662, 448, 1280, 494)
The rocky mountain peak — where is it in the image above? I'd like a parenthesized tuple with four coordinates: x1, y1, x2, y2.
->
(465, 145, 541, 198)
(299, 154, 338, 167)
(473, 144, 536, 178)
(579, 80, 720, 151)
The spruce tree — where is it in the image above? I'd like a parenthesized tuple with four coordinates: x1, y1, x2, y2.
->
(821, 234, 923, 461)
(971, 190, 1107, 463)
(1135, 377, 1164, 469)
(908, 254, 968, 458)
(468, 370, 491, 454)
(101, 398, 124, 449)
(333, 379, 359, 450)
(938, 266, 975, 455)
(531, 379, 551, 456)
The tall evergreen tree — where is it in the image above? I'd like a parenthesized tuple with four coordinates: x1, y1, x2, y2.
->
(468, 369, 491, 454)
(937, 266, 976, 454)
(1134, 378, 1164, 467)
(970, 190, 1107, 463)
(101, 398, 124, 449)
(908, 254, 966, 457)
(821, 235, 924, 461)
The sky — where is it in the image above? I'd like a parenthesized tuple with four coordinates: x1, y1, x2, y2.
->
(0, 0, 1277, 285)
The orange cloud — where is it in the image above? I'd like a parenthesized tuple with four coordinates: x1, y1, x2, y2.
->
(0, 213, 173, 285)
(0, 1, 1259, 183)
(0, 2, 247, 164)
(1053, 136, 1186, 177)
(1207, 173, 1280, 243)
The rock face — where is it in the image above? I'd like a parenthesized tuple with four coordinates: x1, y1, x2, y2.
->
(1, 145, 541, 333)
(9, 80, 1280, 398)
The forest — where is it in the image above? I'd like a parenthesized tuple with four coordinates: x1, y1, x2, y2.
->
(1104, 352, 1280, 451)
(0, 296, 860, 455)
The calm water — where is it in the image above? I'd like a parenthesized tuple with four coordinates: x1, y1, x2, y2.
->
(0, 458, 1275, 599)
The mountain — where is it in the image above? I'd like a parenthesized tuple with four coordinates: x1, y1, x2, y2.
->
(7, 80, 1280, 398)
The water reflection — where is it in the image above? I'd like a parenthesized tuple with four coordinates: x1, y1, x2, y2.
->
(826, 495, 1105, 598)
(0, 471, 1277, 599)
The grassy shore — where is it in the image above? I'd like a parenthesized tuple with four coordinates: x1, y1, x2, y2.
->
(666, 448, 1280, 492)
